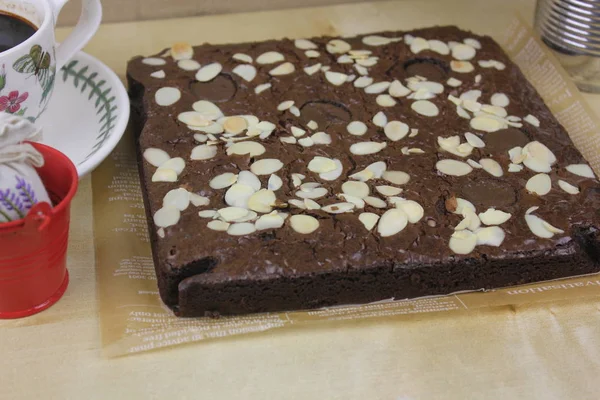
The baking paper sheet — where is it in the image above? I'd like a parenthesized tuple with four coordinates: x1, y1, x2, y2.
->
(93, 15, 600, 357)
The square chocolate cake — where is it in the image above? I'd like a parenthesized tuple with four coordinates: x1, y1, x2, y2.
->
(127, 26, 600, 317)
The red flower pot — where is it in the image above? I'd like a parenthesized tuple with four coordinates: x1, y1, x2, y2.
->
(0, 142, 78, 318)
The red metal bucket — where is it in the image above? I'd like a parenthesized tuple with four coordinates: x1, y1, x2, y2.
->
(0, 142, 78, 319)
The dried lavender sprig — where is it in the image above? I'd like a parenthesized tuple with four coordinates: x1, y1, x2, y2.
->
(15, 176, 37, 207)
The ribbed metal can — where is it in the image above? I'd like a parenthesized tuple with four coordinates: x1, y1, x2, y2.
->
(535, 0, 600, 92)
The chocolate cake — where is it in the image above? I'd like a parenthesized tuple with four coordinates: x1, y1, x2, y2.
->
(127, 26, 600, 317)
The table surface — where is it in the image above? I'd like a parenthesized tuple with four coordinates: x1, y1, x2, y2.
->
(3, 1, 600, 399)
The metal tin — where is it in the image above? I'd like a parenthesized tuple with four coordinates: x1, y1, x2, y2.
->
(535, 0, 600, 92)
(0, 143, 78, 319)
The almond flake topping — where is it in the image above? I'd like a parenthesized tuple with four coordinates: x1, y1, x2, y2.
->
(195, 62, 222, 82)
(566, 164, 595, 178)
(290, 215, 320, 234)
(269, 62, 295, 76)
(295, 39, 317, 50)
(232, 53, 253, 63)
(347, 121, 368, 136)
(526, 173, 551, 195)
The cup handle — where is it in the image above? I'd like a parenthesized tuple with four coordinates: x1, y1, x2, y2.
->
(48, 0, 103, 70)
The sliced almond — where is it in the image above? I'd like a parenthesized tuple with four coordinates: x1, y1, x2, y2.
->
(225, 184, 255, 208)
(376, 185, 402, 196)
(410, 37, 430, 54)
(142, 57, 166, 66)
(223, 116, 248, 134)
(326, 39, 351, 54)
(356, 57, 379, 67)
(280, 136, 296, 144)
(227, 222, 256, 236)
(298, 137, 314, 147)
(475, 226, 505, 246)
(454, 207, 481, 231)
(436, 159, 473, 176)
(470, 116, 505, 132)
(463, 99, 482, 113)
(449, 230, 477, 254)
(524, 114, 540, 127)
(362, 35, 399, 46)
(247, 189, 276, 213)
(479, 208, 511, 225)
(391, 198, 424, 223)
(354, 76, 374, 88)
(380, 170, 409, 185)
(210, 172, 238, 189)
(189, 193, 209, 207)
(508, 163, 524, 172)
(342, 181, 370, 198)
(199, 210, 218, 218)
(522, 141, 556, 173)
(452, 43, 476, 60)
(354, 65, 369, 76)
(305, 50, 320, 58)
(365, 81, 391, 94)
(456, 105, 471, 119)
(325, 71, 348, 86)
(367, 161, 387, 178)
(389, 80, 411, 97)
(350, 141, 387, 155)
(277, 100, 295, 111)
(254, 83, 272, 94)
(256, 51, 285, 64)
(377, 209, 408, 237)
(250, 159, 284, 175)
(467, 159, 483, 169)
(268, 174, 283, 191)
(479, 158, 503, 177)
(346, 121, 368, 136)
(450, 60, 474, 73)
(154, 206, 181, 228)
(177, 59, 201, 71)
(150, 70, 166, 79)
(557, 180, 580, 196)
(384, 121, 409, 141)
(566, 164, 595, 179)
(321, 202, 355, 214)
(237, 171, 261, 191)
(154, 87, 181, 107)
(190, 145, 218, 160)
(144, 148, 171, 167)
(224, 141, 265, 158)
(464, 132, 485, 148)
(318, 159, 343, 181)
(376, 94, 397, 107)
(447, 77, 462, 87)
(411, 100, 439, 117)
(304, 63, 322, 75)
(372, 111, 388, 127)
(232, 64, 257, 82)
(526, 173, 551, 195)
(290, 214, 320, 234)
(337, 54, 353, 64)
(152, 168, 177, 182)
(491, 93, 509, 107)
(269, 62, 295, 76)
(232, 53, 253, 63)
(289, 126, 305, 137)
(295, 38, 318, 50)
(255, 213, 285, 230)
(407, 80, 444, 94)
(296, 187, 328, 199)
(192, 100, 223, 120)
(359, 212, 380, 230)
(311, 132, 332, 145)
(307, 120, 318, 130)
(364, 196, 387, 208)
(207, 220, 230, 231)
(218, 206, 249, 222)
(195, 62, 222, 82)
(429, 39, 450, 55)
(308, 156, 337, 173)
(525, 213, 563, 239)
(159, 158, 185, 175)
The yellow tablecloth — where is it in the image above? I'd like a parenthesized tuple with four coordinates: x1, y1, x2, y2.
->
(2, 1, 600, 398)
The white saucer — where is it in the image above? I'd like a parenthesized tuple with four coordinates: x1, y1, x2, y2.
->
(38, 51, 129, 178)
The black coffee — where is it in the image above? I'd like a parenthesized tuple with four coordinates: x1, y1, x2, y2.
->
(0, 12, 36, 53)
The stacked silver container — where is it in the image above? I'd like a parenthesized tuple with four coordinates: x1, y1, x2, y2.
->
(535, 0, 600, 92)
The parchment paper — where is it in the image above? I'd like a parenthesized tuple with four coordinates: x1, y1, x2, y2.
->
(93, 15, 600, 357)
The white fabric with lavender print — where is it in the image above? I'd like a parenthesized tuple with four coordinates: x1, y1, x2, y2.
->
(0, 114, 50, 222)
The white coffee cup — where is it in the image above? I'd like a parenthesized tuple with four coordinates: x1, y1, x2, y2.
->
(0, 0, 101, 121)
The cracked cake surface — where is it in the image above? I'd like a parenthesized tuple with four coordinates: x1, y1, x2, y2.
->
(127, 26, 600, 317)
